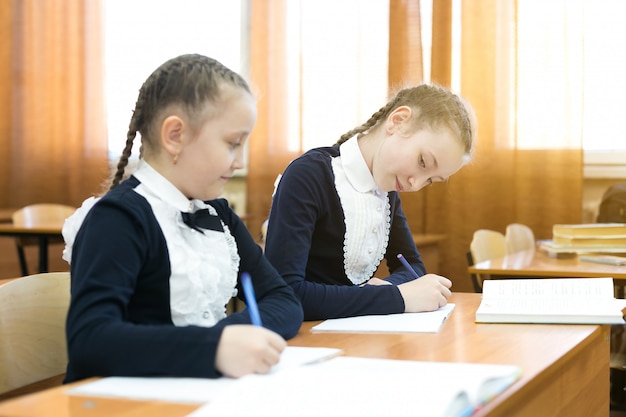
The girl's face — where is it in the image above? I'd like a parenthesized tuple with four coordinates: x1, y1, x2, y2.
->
(176, 89, 257, 201)
(372, 125, 466, 193)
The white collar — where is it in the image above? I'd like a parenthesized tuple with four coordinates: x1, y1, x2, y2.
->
(132, 160, 205, 213)
(339, 138, 379, 193)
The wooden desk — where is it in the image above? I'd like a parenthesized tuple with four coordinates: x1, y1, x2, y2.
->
(468, 248, 626, 280)
(291, 293, 609, 417)
(468, 248, 626, 298)
(0, 223, 64, 273)
(0, 293, 609, 417)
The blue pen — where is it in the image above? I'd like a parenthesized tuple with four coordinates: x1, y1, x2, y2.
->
(397, 253, 421, 279)
(241, 272, 263, 326)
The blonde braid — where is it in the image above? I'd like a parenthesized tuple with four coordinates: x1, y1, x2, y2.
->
(334, 85, 474, 157)
(333, 91, 406, 146)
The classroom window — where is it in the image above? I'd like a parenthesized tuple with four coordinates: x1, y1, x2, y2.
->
(104, 0, 245, 158)
(104, 1, 625, 174)
(104, 0, 390, 162)
(515, 0, 626, 154)
(283, 0, 389, 153)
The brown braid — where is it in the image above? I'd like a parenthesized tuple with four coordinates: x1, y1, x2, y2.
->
(108, 54, 251, 190)
(333, 84, 474, 158)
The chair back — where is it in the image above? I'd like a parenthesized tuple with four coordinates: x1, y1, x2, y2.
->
(12, 204, 76, 228)
(505, 223, 536, 254)
(0, 272, 70, 396)
(470, 229, 507, 264)
(468, 229, 506, 292)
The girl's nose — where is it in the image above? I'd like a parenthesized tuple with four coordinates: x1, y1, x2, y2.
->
(233, 151, 245, 169)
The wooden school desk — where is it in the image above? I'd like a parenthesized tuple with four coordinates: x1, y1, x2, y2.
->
(0, 293, 609, 417)
(467, 247, 626, 296)
(468, 248, 626, 280)
(0, 223, 64, 273)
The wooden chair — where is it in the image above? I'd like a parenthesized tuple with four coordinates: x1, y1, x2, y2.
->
(505, 223, 536, 254)
(12, 203, 76, 275)
(468, 229, 507, 292)
(0, 272, 70, 400)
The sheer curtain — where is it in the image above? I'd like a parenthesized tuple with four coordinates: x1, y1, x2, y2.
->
(248, 0, 583, 292)
(423, 0, 584, 291)
(247, 0, 298, 240)
(247, 0, 389, 240)
(0, 0, 108, 210)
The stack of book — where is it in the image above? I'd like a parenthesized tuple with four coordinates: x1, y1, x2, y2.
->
(538, 223, 626, 256)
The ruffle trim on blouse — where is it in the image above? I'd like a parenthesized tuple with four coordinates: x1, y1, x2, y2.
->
(332, 159, 391, 285)
(153, 201, 240, 327)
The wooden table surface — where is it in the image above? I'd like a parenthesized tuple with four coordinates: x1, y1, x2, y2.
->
(468, 247, 626, 280)
(0, 223, 64, 273)
(0, 223, 65, 235)
(0, 293, 609, 417)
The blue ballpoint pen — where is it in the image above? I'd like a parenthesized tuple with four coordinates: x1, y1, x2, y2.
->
(397, 253, 421, 280)
(241, 272, 263, 326)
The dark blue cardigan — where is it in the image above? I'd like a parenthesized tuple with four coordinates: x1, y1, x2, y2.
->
(65, 176, 303, 382)
(265, 146, 426, 320)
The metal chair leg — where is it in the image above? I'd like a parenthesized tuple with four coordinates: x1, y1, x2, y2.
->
(15, 238, 29, 276)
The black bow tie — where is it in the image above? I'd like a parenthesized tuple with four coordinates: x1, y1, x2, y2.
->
(181, 209, 224, 233)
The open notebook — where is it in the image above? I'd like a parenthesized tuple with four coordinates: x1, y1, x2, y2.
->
(68, 350, 521, 417)
(476, 277, 626, 324)
(187, 356, 521, 417)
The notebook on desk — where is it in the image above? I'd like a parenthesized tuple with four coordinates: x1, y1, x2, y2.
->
(188, 356, 521, 417)
(67, 348, 521, 417)
(67, 346, 343, 403)
(311, 303, 455, 333)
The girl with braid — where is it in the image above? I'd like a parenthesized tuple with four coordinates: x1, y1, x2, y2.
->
(264, 84, 476, 320)
(61, 54, 302, 382)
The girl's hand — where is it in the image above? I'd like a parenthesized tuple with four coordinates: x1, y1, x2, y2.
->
(397, 274, 452, 312)
(215, 325, 286, 378)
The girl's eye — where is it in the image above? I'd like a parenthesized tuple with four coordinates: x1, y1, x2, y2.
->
(419, 155, 426, 168)
(230, 141, 242, 149)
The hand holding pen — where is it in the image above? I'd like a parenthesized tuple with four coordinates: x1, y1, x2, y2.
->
(215, 272, 285, 378)
(396, 253, 452, 312)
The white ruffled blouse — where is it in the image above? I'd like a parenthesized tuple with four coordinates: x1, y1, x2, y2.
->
(62, 160, 239, 327)
(331, 138, 391, 285)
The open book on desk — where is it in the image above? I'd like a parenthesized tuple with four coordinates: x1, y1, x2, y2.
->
(189, 356, 522, 417)
(476, 277, 626, 324)
(311, 303, 455, 333)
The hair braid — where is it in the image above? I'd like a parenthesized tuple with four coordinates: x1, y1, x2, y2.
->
(333, 84, 474, 158)
(109, 105, 144, 190)
(333, 91, 406, 146)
